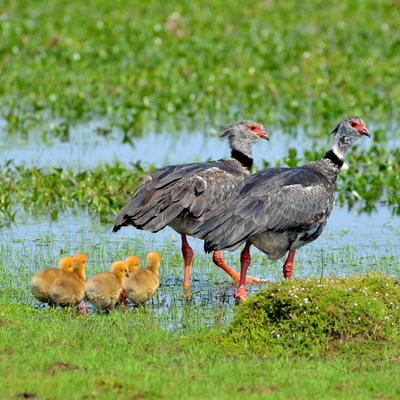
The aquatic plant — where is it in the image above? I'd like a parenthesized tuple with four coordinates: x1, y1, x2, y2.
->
(1, 0, 400, 134)
(0, 161, 155, 222)
(0, 140, 398, 225)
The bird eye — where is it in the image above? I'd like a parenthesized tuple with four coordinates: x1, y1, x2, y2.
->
(249, 126, 257, 131)
(351, 122, 357, 127)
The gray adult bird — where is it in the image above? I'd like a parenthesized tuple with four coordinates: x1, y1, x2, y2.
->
(113, 120, 269, 288)
(193, 117, 371, 301)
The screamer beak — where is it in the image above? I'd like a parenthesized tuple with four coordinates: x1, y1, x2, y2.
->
(258, 131, 270, 141)
(361, 127, 371, 138)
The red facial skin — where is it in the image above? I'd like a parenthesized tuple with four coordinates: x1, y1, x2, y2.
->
(350, 121, 370, 136)
(249, 125, 269, 140)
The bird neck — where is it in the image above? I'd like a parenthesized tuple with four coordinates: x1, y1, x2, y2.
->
(115, 273, 124, 284)
(330, 129, 359, 160)
(323, 149, 344, 169)
(74, 268, 86, 281)
(307, 150, 343, 185)
(231, 150, 253, 171)
(147, 265, 159, 276)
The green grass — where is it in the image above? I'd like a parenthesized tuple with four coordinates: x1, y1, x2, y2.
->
(227, 274, 400, 355)
(0, 219, 399, 398)
(1, 302, 400, 399)
(1, 2, 400, 396)
(1, 0, 400, 133)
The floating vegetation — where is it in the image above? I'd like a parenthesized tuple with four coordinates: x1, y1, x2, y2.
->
(0, 140, 399, 226)
(0, 160, 156, 223)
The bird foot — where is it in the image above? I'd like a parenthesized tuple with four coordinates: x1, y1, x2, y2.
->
(234, 295, 247, 305)
(77, 304, 86, 314)
(234, 286, 247, 304)
(212, 251, 264, 284)
(245, 276, 267, 284)
(184, 288, 191, 302)
(229, 272, 266, 284)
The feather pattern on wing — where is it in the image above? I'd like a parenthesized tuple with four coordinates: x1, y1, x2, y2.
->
(113, 158, 249, 234)
(193, 159, 338, 252)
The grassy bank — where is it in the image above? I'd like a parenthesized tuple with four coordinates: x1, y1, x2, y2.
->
(1, 0, 400, 133)
(0, 211, 399, 398)
(1, 301, 400, 399)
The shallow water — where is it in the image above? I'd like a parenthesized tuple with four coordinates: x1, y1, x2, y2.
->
(1, 203, 398, 331)
(1, 196, 398, 331)
(1, 118, 385, 170)
(1, 119, 399, 329)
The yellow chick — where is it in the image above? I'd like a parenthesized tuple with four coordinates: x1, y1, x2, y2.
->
(48, 253, 87, 310)
(123, 252, 161, 305)
(123, 255, 140, 287)
(85, 261, 129, 312)
(125, 255, 140, 273)
(30, 256, 73, 303)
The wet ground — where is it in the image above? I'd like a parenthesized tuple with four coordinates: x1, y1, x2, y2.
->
(1, 120, 399, 328)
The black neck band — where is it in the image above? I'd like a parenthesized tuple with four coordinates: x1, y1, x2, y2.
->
(323, 150, 344, 168)
(231, 150, 253, 170)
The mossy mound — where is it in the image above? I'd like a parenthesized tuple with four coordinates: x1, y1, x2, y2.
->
(228, 273, 400, 353)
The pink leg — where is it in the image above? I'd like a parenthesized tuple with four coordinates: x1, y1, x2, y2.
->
(120, 288, 126, 307)
(235, 241, 252, 303)
(78, 298, 87, 314)
(283, 249, 296, 279)
(212, 250, 266, 284)
(181, 234, 194, 289)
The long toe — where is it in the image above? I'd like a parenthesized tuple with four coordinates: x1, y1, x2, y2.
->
(228, 271, 267, 284)
(245, 276, 268, 284)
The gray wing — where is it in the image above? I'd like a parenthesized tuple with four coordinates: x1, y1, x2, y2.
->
(113, 159, 247, 233)
(192, 167, 334, 252)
